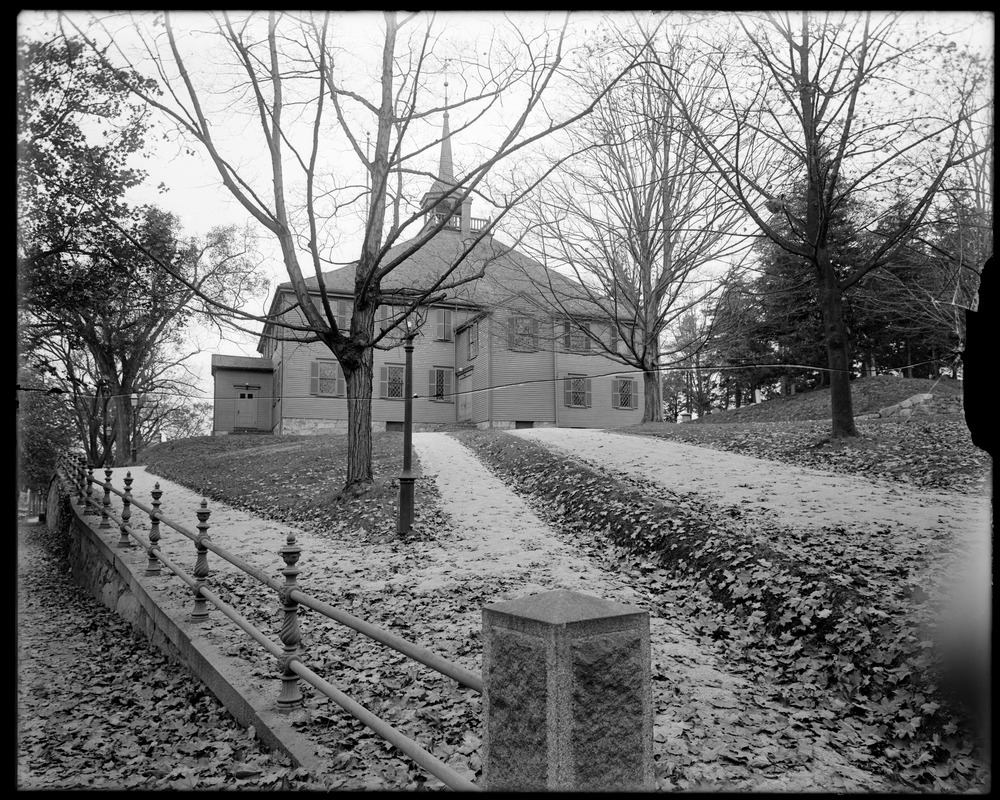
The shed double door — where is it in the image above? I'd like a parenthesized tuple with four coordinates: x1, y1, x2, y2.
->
(235, 389, 257, 429)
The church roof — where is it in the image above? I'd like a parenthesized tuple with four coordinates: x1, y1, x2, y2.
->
(265, 92, 606, 337)
(276, 230, 599, 317)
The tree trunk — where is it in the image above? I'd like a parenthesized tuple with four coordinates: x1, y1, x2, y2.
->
(343, 350, 374, 495)
(642, 366, 663, 423)
(818, 262, 858, 438)
(113, 396, 132, 466)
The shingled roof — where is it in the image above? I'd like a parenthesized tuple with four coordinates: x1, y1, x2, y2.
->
(210, 354, 274, 374)
(276, 229, 600, 316)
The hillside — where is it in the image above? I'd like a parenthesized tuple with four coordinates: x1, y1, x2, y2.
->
(695, 375, 963, 424)
(141, 376, 989, 534)
(628, 377, 986, 495)
(134, 377, 992, 793)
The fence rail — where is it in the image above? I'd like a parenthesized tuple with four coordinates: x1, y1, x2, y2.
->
(56, 454, 480, 791)
(54, 452, 652, 791)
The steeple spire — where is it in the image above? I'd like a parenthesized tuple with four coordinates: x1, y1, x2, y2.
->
(421, 73, 467, 227)
(437, 77, 455, 186)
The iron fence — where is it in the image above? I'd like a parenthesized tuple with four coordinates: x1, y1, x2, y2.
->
(55, 453, 481, 791)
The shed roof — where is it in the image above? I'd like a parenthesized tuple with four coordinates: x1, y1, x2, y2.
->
(211, 354, 274, 375)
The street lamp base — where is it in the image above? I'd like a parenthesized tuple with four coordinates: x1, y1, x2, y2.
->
(397, 475, 415, 534)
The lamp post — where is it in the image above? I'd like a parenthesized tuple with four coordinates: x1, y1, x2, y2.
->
(397, 316, 419, 535)
(130, 392, 139, 465)
(397, 329, 417, 534)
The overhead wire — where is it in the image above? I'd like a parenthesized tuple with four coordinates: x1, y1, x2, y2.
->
(16, 355, 961, 404)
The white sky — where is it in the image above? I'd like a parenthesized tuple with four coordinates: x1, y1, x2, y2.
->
(18, 10, 994, 405)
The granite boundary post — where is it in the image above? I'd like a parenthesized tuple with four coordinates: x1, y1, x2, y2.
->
(482, 588, 653, 791)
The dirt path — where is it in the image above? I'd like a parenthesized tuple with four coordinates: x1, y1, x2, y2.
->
(510, 428, 991, 538)
(510, 427, 992, 632)
(94, 432, 913, 790)
(410, 432, 892, 791)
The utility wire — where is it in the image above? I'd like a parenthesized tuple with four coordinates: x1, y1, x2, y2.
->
(16, 356, 961, 404)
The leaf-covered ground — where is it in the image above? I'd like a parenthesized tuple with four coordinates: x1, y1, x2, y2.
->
(24, 377, 991, 792)
(16, 520, 326, 791)
(628, 416, 989, 495)
(143, 429, 427, 541)
(453, 426, 991, 792)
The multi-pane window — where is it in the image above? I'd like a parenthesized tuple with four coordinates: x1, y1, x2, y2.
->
(310, 360, 345, 396)
(315, 298, 352, 332)
(508, 316, 538, 350)
(377, 304, 402, 345)
(377, 304, 393, 328)
(563, 375, 592, 408)
(380, 364, 405, 400)
(428, 367, 454, 403)
(467, 322, 479, 360)
(563, 322, 591, 352)
(612, 377, 638, 409)
(436, 308, 454, 341)
(335, 299, 351, 332)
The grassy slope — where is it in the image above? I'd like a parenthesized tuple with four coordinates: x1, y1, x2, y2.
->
(143, 431, 441, 542)
(138, 377, 991, 791)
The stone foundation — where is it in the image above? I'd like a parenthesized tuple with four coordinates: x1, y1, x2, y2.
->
(282, 418, 557, 434)
(281, 418, 349, 435)
(476, 420, 557, 430)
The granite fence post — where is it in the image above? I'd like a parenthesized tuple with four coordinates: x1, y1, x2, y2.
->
(482, 588, 653, 791)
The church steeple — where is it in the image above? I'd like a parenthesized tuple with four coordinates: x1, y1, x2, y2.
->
(421, 77, 471, 231)
(423, 104, 455, 204)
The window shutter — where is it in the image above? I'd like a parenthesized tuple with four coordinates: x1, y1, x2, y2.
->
(310, 362, 319, 396)
(531, 319, 539, 349)
(443, 369, 452, 402)
(437, 309, 453, 340)
(379, 366, 388, 399)
(612, 378, 620, 409)
(631, 380, 638, 409)
(563, 322, 571, 351)
(563, 378, 572, 407)
(585, 378, 592, 408)
(610, 324, 619, 353)
(428, 370, 436, 399)
(337, 365, 346, 397)
(507, 319, 516, 349)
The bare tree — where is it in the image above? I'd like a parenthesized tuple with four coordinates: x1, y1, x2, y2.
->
(653, 11, 992, 437)
(72, 10, 643, 494)
(514, 21, 749, 422)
